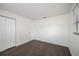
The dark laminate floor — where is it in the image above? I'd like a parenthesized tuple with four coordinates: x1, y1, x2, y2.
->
(0, 40, 71, 56)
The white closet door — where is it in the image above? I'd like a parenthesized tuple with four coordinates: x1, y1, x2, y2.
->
(0, 17, 5, 51)
(5, 17, 16, 49)
(0, 16, 15, 52)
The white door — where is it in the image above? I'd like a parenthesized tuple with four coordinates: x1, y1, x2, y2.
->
(0, 16, 15, 52)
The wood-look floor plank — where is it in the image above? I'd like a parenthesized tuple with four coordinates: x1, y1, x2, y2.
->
(0, 40, 71, 56)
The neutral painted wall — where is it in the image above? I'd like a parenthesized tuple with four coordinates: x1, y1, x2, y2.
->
(0, 9, 33, 46)
(32, 14, 70, 47)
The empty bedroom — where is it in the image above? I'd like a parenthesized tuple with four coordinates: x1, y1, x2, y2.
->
(0, 3, 79, 56)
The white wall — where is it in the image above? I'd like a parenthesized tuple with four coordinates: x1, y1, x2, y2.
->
(69, 34, 79, 56)
(32, 14, 70, 47)
(0, 9, 33, 46)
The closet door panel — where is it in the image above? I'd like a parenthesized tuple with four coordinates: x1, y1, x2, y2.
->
(0, 17, 7, 51)
(0, 17, 4, 51)
(5, 18, 15, 49)
(0, 17, 2, 51)
(0, 16, 15, 52)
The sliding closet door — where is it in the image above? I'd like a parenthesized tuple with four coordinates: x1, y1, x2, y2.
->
(5, 17, 16, 50)
(0, 16, 15, 52)
(0, 16, 5, 51)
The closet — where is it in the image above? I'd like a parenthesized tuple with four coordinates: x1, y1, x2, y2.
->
(0, 15, 15, 52)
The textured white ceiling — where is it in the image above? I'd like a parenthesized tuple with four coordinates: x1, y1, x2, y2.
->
(0, 3, 72, 20)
